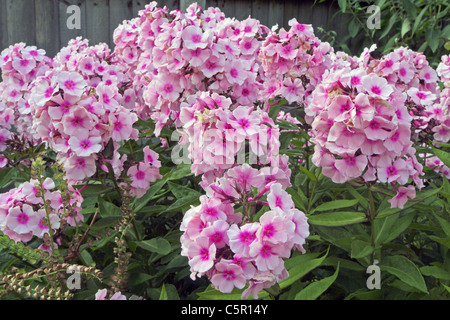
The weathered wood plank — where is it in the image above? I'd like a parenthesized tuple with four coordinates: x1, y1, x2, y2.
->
(234, 0, 252, 21)
(35, 0, 60, 58)
(59, 0, 87, 48)
(297, 0, 313, 25)
(217, 0, 235, 19)
(268, 0, 284, 30)
(132, 0, 147, 17)
(0, 0, 8, 51)
(180, 0, 206, 12)
(283, 0, 299, 29)
(205, 0, 219, 9)
(327, 1, 344, 43)
(86, 0, 110, 47)
(252, 0, 269, 27)
(6, 0, 36, 46)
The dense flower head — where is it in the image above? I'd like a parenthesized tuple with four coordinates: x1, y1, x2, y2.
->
(0, 43, 53, 152)
(113, 2, 271, 136)
(306, 60, 424, 207)
(0, 177, 83, 253)
(176, 91, 284, 183)
(258, 18, 333, 107)
(28, 38, 139, 182)
(180, 164, 309, 299)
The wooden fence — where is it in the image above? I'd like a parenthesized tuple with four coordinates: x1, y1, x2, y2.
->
(0, 0, 344, 58)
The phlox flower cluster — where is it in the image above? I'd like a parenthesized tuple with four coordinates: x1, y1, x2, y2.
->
(423, 55, 450, 178)
(180, 163, 309, 299)
(367, 47, 448, 145)
(258, 18, 333, 107)
(0, 43, 53, 156)
(306, 63, 424, 208)
(177, 91, 284, 185)
(113, 2, 270, 136)
(28, 38, 140, 182)
(365, 47, 449, 179)
(125, 145, 162, 198)
(0, 177, 83, 253)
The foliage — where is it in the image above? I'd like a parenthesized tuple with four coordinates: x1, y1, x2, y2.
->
(0, 1, 449, 301)
(323, 0, 450, 66)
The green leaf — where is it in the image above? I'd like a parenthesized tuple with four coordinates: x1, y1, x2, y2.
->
(308, 211, 366, 227)
(133, 179, 166, 212)
(401, 18, 411, 37)
(128, 273, 154, 286)
(298, 163, 317, 181)
(286, 187, 307, 212)
(159, 283, 168, 300)
(279, 249, 328, 290)
(294, 263, 339, 300)
(432, 147, 450, 169)
(348, 18, 359, 38)
(98, 197, 121, 217)
(428, 236, 450, 248)
(375, 211, 415, 245)
(166, 164, 194, 181)
(411, 6, 427, 37)
(351, 240, 374, 259)
(135, 238, 172, 255)
(337, 0, 346, 13)
(0, 167, 14, 189)
(80, 184, 113, 197)
(380, 255, 428, 293)
(425, 26, 441, 53)
(402, 0, 416, 18)
(90, 216, 121, 230)
(167, 181, 201, 200)
(420, 266, 450, 281)
(434, 214, 450, 238)
(80, 249, 95, 267)
(443, 284, 450, 293)
(347, 187, 368, 209)
(312, 199, 359, 213)
(380, 13, 398, 40)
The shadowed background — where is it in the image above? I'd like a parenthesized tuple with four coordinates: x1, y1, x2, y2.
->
(0, 0, 345, 58)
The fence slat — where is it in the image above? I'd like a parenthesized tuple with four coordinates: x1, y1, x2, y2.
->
(297, 1, 313, 25)
(180, 0, 205, 12)
(35, 0, 60, 58)
(283, 0, 299, 29)
(132, 0, 147, 17)
(0, 0, 8, 51)
(268, 0, 284, 30)
(86, 0, 110, 47)
(6, 0, 36, 46)
(252, 0, 269, 27)
(59, 0, 87, 48)
(217, 0, 235, 20)
(234, 0, 252, 21)
(0, 0, 342, 57)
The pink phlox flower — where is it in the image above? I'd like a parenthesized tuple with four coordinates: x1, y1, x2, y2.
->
(210, 260, 246, 293)
(388, 185, 416, 209)
(267, 183, 294, 212)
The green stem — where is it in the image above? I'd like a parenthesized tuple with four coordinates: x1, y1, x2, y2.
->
(307, 172, 319, 214)
(367, 186, 379, 263)
(39, 178, 56, 255)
